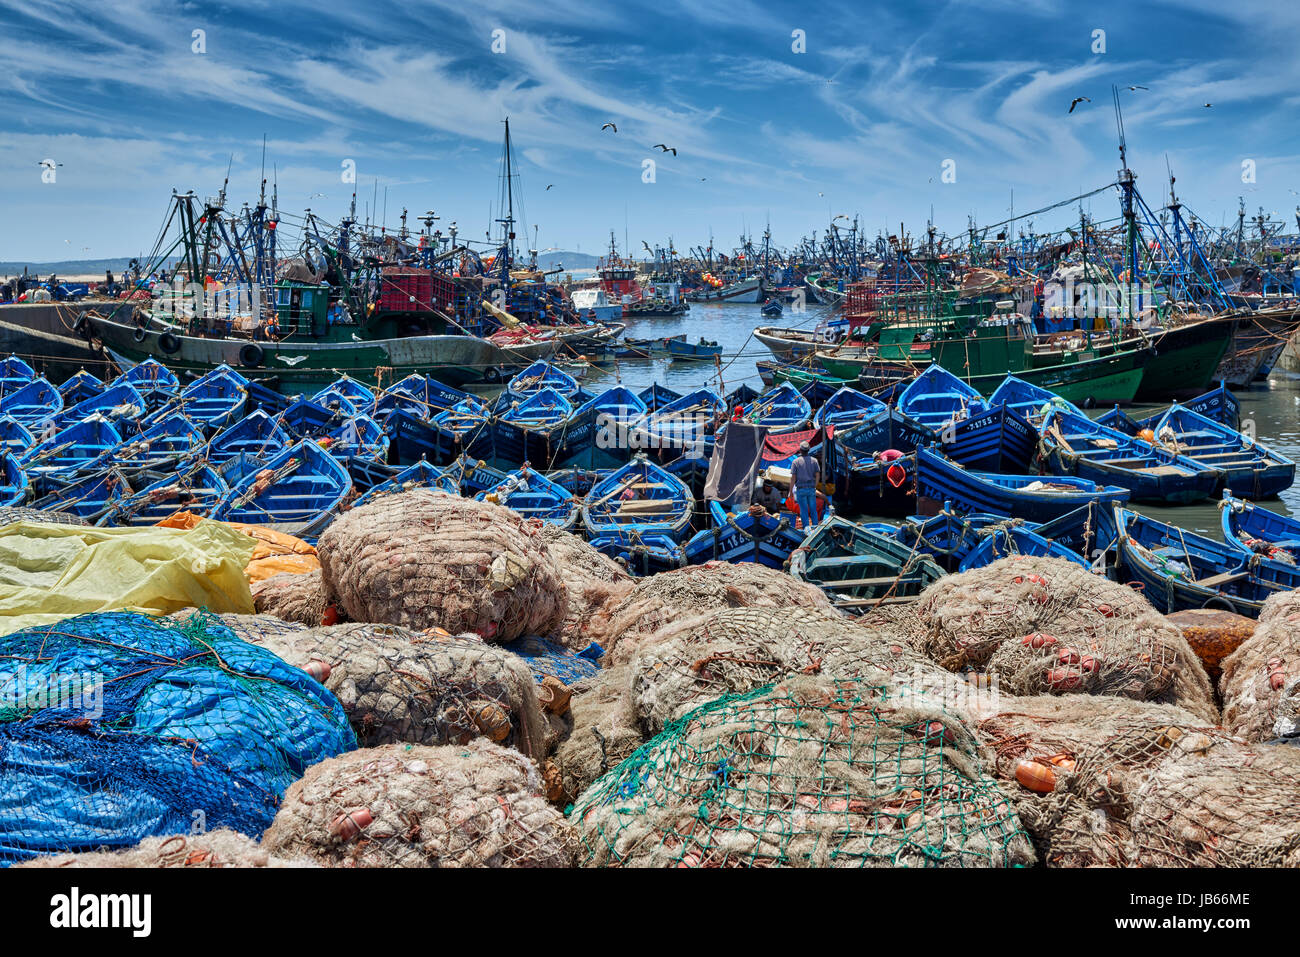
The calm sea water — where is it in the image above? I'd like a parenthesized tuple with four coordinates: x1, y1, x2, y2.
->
(565, 300, 1300, 538)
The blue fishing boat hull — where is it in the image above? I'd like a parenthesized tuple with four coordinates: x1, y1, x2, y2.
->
(1220, 495, 1300, 562)
(212, 440, 352, 534)
(916, 447, 1130, 525)
(682, 501, 806, 568)
(943, 405, 1037, 472)
(101, 464, 228, 526)
(582, 456, 694, 541)
(587, 532, 685, 576)
(1115, 506, 1300, 616)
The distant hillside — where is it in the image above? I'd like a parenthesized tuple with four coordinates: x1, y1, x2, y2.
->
(1, 257, 137, 276)
(537, 251, 601, 270)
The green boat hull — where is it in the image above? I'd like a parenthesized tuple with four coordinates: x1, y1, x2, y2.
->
(820, 347, 1150, 403)
(1134, 318, 1234, 400)
(85, 311, 574, 392)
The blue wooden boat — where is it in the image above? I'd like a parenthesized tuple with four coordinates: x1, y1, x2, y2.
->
(474, 467, 579, 529)
(243, 379, 292, 417)
(915, 446, 1130, 524)
(827, 407, 928, 516)
(630, 388, 725, 458)
(475, 387, 575, 467)
(943, 404, 1037, 473)
(385, 407, 459, 466)
(506, 360, 580, 398)
(1151, 404, 1294, 499)
(761, 298, 783, 317)
(812, 387, 885, 430)
(325, 414, 389, 463)
(582, 456, 694, 540)
(21, 417, 124, 480)
(666, 337, 722, 361)
(212, 439, 352, 534)
(0, 416, 32, 459)
(1032, 501, 1115, 559)
(958, 523, 1090, 571)
(32, 468, 132, 522)
(1115, 506, 1300, 616)
(789, 516, 945, 611)
(205, 410, 293, 468)
(57, 370, 104, 407)
(99, 413, 205, 476)
(544, 467, 610, 498)
(277, 397, 356, 440)
(987, 374, 1082, 421)
(682, 499, 806, 568)
(161, 365, 248, 432)
(442, 455, 508, 496)
(1037, 407, 1224, 504)
(894, 506, 1004, 572)
(1098, 383, 1242, 438)
(617, 337, 655, 359)
(100, 462, 228, 527)
(341, 458, 400, 494)
(351, 460, 458, 509)
(736, 383, 812, 434)
(312, 376, 375, 413)
(0, 452, 29, 506)
(638, 383, 682, 412)
(896, 364, 989, 433)
(372, 374, 470, 422)
(0, 377, 64, 429)
(0, 355, 35, 397)
(586, 531, 685, 576)
(52, 381, 146, 431)
(1220, 494, 1300, 563)
(561, 386, 648, 468)
(113, 358, 180, 411)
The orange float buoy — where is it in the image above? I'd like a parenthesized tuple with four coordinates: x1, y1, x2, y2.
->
(1046, 667, 1082, 689)
(304, 659, 331, 682)
(329, 807, 372, 841)
(1021, 632, 1057, 649)
(320, 604, 339, 626)
(1014, 759, 1057, 793)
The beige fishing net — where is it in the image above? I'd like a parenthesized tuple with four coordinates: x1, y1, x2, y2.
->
(16, 830, 317, 869)
(263, 740, 578, 868)
(317, 490, 567, 640)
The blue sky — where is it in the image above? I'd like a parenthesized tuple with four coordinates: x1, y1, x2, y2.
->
(2, 0, 1299, 262)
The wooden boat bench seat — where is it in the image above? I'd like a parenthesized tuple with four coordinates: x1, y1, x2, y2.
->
(1197, 570, 1249, 589)
(1135, 465, 1190, 476)
(615, 499, 675, 516)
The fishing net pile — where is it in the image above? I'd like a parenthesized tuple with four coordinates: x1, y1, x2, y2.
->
(1258, 587, 1300, 625)
(973, 694, 1300, 867)
(499, 634, 602, 686)
(599, 561, 834, 661)
(239, 621, 554, 759)
(0, 611, 355, 864)
(0, 506, 87, 527)
(1219, 617, 1300, 744)
(533, 524, 633, 647)
(16, 830, 318, 869)
(570, 676, 1036, 868)
(913, 557, 1217, 721)
(549, 606, 983, 806)
(318, 490, 566, 641)
(263, 740, 578, 868)
(251, 569, 334, 627)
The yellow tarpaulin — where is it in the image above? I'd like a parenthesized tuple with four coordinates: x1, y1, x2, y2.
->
(156, 511, 321, 582)
(0, 520, 257, 636)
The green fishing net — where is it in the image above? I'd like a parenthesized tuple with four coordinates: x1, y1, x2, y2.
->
(569, 676, 1035, 867)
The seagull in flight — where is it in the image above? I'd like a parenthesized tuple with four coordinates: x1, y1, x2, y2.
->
(1204, 102, 1213, 108)
(1068, 96, 1090, 114)
(545, 184, 554, 190)
(653, 144, 677, 155)
(309, 192, 327, 199)
(1126, 85, 1148, 91)
(601, 122, 618, 132)
(38, 159, 62, 169)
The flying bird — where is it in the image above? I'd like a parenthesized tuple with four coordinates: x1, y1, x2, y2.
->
(653, 144, 677, 155)
(699, 177, 707, 182)
(1126, 85, 1148, 91)
(1068, 96, 1090, 114)
(601, 123, 618, 132)
(309, 192, 327, 199)
(38, 160, 62, 168)
(818, 192, 824, 197)
(1204, 102, 1213, 108)
(545, 184, 554, 190)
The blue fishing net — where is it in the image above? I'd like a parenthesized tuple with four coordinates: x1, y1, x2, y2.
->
(0, 610, 356, 864)
(501, 635, 603, 685)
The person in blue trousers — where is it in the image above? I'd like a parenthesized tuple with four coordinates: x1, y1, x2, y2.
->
(790, 441, 821, 530)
